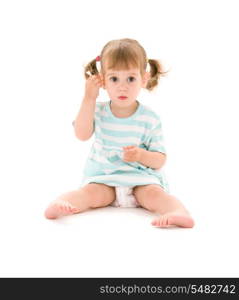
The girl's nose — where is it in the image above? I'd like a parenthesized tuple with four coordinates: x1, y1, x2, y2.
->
(118, 82, 128, 90)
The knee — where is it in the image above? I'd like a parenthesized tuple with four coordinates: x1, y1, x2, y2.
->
(144, 185, 166, 200)
(89, 193, 107, 208)
(83, 184, 115, 208)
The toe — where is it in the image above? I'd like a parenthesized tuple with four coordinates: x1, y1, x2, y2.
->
(162, 217, 167, 227)
(151, 219, 160, 227)
(65, 205, 70, 213)
(151, 220, 156, 226)
(159, 217, 164, 227)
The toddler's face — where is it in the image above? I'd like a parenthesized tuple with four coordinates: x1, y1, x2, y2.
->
(102, 68, 149, 107)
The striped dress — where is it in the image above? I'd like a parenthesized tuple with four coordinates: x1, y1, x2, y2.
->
(80, 100, 170, 192)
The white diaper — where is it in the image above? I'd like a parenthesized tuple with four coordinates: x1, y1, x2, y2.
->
(111, 186, 140, 208)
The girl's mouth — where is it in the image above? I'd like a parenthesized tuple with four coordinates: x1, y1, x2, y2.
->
(118, 96, 128, 100)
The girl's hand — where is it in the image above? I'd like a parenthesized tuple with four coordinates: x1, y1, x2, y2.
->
(84, 74, 104, 100)
(122, 146, 143, 162)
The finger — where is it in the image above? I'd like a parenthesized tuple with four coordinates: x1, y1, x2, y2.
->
(96, 81, 102, 87)
(97, 79, 104, 85)
(91, 75, 100, 82)
(95, 74, 103, 81)
(95, 77, 103, 84)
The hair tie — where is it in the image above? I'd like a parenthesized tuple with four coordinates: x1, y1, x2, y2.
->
(96, 56, 101, 72)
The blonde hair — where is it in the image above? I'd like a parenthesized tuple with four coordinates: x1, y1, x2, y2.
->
(84, 38, 168, 91)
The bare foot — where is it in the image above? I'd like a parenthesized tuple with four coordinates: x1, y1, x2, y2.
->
(44, 199, 80, 219)
(151, 210, 194, 228)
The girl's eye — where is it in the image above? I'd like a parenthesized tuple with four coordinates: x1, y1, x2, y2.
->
(128, 77, 136, 82)
(109, 76, 136, 83)
(109, 77, 118, 82)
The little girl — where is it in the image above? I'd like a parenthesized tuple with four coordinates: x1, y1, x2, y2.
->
(45, 38, 194, 228)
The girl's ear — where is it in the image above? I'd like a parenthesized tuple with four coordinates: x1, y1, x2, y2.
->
(142, 72, 150, 88)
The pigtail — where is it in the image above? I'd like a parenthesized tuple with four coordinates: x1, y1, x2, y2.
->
(84, 58, 101, 79)
(146, 59, 169, 91)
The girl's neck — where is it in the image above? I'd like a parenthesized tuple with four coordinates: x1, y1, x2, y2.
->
(110, 100, 139, 118)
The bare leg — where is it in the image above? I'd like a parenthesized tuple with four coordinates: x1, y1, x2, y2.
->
(44, 183, 116, 219)
(133, 184, 194, 228)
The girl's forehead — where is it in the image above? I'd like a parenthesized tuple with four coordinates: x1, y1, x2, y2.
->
(105, 68, 140, 76)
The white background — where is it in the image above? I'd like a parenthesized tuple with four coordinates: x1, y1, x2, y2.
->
(0, 0, 238, 277)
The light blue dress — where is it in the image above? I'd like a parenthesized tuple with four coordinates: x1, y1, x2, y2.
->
(80, 100, 170, 192)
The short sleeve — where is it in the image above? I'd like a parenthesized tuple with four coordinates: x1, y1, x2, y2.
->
(144, 117, 166, 154)
(93, 101, 109, 137)
(93, 101, 103, 126)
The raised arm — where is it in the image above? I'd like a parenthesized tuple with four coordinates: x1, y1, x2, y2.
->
(73, 74, 103, 141)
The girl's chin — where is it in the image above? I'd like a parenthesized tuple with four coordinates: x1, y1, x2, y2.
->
(112, 98, 134, 103)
